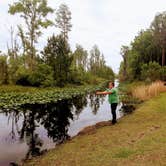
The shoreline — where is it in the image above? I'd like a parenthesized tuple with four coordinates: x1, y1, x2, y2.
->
(23, 92, 166, 166)
(21, 106, 132, 165)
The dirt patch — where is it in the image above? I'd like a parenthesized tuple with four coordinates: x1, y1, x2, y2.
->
(76, 121, 112, 136)
(128, 125, 161, 144)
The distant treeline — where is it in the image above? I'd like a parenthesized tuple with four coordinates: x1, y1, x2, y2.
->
(0, 0, 114, 87)
(119, 11, 166, 82)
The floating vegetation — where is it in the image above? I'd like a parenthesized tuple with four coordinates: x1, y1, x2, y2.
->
(0, 82, 108, 111)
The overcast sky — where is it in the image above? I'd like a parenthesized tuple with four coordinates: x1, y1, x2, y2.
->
(0, 0, 166, 73)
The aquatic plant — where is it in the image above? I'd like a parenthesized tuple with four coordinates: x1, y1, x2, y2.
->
(0, 82, 108, 110)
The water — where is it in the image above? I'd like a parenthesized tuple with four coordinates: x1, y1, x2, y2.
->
(0, 93, 123, 166)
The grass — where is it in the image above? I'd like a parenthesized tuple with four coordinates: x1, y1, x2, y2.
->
(24, 92, 166, 166)
(132, 81, 166, 101)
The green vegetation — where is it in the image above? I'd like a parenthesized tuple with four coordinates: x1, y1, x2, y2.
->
(0, 81, 108, 110)
(24, 92, 166, 166)
(0, 2, 165, 164)
(0, 0, 114, 87)
(8, 0, 54, 71)
(119, 11, 166, 82)
(42, 34, 72, 87)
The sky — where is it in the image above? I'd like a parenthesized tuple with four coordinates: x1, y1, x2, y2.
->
(0, 0, 166, 73)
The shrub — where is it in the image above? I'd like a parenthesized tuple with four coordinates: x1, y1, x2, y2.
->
(28, 64, 54, 87)
(8, 57, 23, 84)
(160, 66, 166, 81)
(15, 64, 54, 87)
(83, 72, 105, 84)
(68, 68, 86, 85)
(0, 55, 8, 84)
(15, 66, 31, 86)
(141, 62, 161, 81)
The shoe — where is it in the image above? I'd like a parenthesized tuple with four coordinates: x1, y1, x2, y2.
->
(112, 120, 117, 125)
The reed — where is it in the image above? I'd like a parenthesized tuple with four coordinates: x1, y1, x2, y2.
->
(132, 81, 166, 100)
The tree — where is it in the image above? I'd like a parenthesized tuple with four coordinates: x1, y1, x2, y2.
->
(9, 0, 54, 70)
(88, 45, 114, 80)
(7, 26, 20, 60)
(69, 44, 88, 84)
(0, 55, 8, 84)
(151, 11, 166, 66)
(119, 28, 163, 81)
(89, 45, 101, 75)
(7, 27, 21, 84)
(72, 44, 88, 71)
(120, 45, 129, 81)
(55, 4, 72, 41)
(43, 35, 72, 87)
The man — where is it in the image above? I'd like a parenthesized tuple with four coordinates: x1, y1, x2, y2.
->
(96, 82, 119, 124)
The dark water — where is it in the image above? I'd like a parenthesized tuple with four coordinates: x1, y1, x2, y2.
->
(0, 93, 123, 166)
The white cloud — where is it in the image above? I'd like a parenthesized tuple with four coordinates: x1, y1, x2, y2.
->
(0, 0, 166, 73)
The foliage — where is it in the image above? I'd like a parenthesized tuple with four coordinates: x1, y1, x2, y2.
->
(8, 56, 23, 84)
(28, 64, 54, 87)
(151, 11, 166, 66)
(97, 65, 115, 80)
(141, 61, 161, 81)
(69, 69, 85, 85)
(0, 55, 8, 84)
(14, 64, 54, 87)
(8, 0, 54, 70)
(89, 45, 102, 75)
(0, 2, 114, 87)
(69, 45, 88, 84)
(55, 3, 72, 40)
(120, 46, 129, 81)
(119, 28, 165, 81)
(15, 66, 31, 86)
(42, 35, 73, 87)
(88, 45, 114, 80)
(72, 44, 88, 71)
(119, 12, 166, 81)
(160, 66, 166, 81)
(82, 72, 106, 85)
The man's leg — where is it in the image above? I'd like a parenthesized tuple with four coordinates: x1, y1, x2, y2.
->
(111, 103, 118, 124)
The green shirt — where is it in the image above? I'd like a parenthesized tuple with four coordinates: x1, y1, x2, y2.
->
(106, 87, 119, 104)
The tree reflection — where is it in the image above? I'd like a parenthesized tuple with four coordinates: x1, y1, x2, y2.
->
(18, 100, 74, 159)
(5, 110, 21, 143)
(72, 95, 87, 118)
(38, 100, 73, 144)
(19, 109, 43, 159)
(2, 93, 105, 160)
(89, 93, 105, 115)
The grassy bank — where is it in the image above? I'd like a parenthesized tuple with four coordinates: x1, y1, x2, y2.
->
(24, 92, 166, 166)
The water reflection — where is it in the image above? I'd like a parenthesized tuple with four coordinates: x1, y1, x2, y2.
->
(89, 93, 105, 115)
(0, 94, 105, 164)
(19, 109, 43, 159)
(4, 110, 22, 144)
(72, 95, 87, 118)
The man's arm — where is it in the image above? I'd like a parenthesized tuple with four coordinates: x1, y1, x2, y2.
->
(96, 91, 112, 95)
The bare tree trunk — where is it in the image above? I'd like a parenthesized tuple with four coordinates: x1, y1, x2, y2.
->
(162, 47, 165, 66)
(123, 56, 127, 81)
